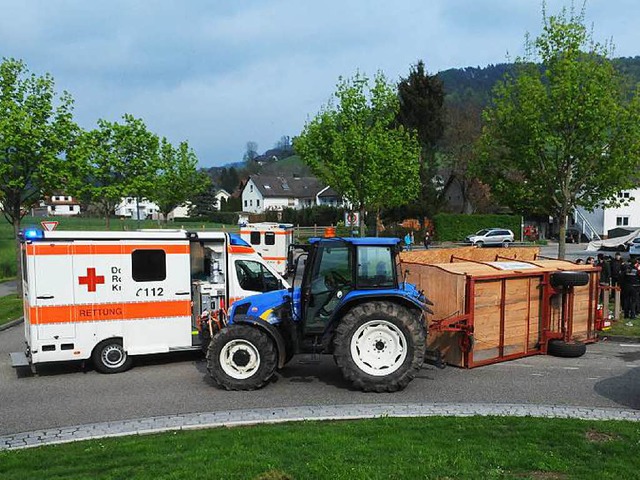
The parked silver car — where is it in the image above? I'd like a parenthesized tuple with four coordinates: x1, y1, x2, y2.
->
(465, 228, 515, 247)
(629, 237, 640, 257)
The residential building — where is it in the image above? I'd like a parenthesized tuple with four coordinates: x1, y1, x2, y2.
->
(214, 189, 231, 211)
(114, 197, 159, 220)
(41, 194, 81, 216)
(241, 175, 344, 213)
(576, 189, 640, 238)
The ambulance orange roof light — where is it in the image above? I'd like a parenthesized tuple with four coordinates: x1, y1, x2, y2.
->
(324, 226, 336, 238)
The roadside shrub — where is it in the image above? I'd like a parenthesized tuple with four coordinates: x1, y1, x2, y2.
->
(433, 213, 521, 242)
(179, 212, 239, 225)
(268, 206, 345, 226)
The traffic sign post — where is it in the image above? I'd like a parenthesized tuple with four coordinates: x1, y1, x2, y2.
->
(41, 221, 59, 231)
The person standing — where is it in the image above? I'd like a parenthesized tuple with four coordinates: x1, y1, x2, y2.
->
(596, 253, 611, 286)
(611, 252, 624, 287)
(423, 230, 431, 249)
(404, 232, 412, 251)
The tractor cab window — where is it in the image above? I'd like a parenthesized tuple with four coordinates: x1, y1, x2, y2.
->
(235, 260, 280, 292)
(304, 242, 353, 331)
(310, 244, 352, 294)
(357, 246, 395, 288)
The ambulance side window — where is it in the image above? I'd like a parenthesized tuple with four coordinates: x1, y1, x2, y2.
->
(132, 250, 166, 282)
(265, 232, 275, 246)
(235, 260, 280, 292)
(250, 232, 261, 245)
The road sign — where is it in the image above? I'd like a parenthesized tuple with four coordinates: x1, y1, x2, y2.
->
(345, 211, 359, 227)
(41, 221, 59, 231)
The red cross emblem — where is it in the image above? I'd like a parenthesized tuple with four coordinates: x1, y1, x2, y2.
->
(79, 267, 105, 292)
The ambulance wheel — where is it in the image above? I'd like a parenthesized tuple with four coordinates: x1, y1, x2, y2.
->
(207, 325, 277, 390)
(333, 301, 426, 392)
(92, 339, 133, 374)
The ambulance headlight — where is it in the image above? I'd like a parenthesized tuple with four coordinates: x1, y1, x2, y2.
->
(22, 228, 44, 240)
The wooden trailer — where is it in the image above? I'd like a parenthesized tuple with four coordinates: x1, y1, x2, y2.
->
(403, 253, 599, 368)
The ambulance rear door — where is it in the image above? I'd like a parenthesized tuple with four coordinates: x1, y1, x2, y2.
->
(31, 241, 76, 342)
(119, 239, 192, 354)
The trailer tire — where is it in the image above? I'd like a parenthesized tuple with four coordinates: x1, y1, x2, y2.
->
(547, 339, 587, 358)
(207, 325, 277, 390)
(333, 301, 426, 392)
(92, 338, 133, 374)
(550, 271, 589, 288)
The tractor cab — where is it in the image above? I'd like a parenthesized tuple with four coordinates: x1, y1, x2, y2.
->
(299, 237, 400, 334)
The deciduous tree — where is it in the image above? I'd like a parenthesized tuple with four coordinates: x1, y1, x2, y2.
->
(0, 58, 76, 294)
(151, 138, 208, 223)
(295, 72, 421, 235)
(478, 6, 640, 258)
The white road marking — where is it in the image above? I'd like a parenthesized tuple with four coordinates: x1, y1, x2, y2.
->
(619, 344, 640, 348)
(563, 367, 580, 370)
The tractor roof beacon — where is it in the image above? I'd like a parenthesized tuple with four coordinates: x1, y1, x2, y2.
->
(206, 236, 434, 392)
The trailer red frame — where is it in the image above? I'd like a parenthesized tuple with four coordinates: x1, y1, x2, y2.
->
(405, 257, 599, 368)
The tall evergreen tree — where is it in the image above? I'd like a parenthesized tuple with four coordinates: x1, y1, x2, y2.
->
(397, 60, 445, 216)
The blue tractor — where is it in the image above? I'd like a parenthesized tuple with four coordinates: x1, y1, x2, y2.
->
(207, 237, 432, 392)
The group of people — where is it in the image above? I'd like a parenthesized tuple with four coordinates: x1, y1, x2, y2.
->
(577, 253, 640, 319)
(403, 231, 432, 251)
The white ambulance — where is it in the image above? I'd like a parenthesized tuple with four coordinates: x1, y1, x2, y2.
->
(240, 223, 294, 276)
(11, 228, 288, 373)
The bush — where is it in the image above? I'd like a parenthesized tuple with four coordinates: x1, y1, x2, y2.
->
(179, 212, 239, 225)
(266, 206, 345, 227)
(433, 214, 521, 242)
(0, 240, 16, 279)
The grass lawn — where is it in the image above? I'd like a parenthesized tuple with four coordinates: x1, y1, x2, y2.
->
(603, 318, 640, 337)
(2, 416, 640, 479)
(0, 293, 22, 326)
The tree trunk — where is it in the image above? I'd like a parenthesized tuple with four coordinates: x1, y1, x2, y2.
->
(359, 206, 366, 237)
(375, 209, 380, 237)
(13, 217, 23, 298)
(558, 211, 568, 260)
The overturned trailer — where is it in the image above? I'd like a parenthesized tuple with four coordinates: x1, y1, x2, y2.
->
(401, 247, 599, 368)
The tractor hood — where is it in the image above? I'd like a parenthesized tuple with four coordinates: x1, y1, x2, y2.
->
(229, 288, 294, 325)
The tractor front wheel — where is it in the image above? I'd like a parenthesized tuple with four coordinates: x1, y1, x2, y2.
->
(333, 301, 426, 392)
(207, 325, 277, 390)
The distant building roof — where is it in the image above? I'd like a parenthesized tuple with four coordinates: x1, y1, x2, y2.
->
(248, 175, 327, 198)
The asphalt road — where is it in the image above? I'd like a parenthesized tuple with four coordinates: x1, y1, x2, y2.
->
(2, 321, 639, 436)
(0, 243, 629, 436)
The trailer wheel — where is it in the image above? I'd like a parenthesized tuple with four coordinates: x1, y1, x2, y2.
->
(550, 271, 589, 288)
(207, 325, 277, 390)
(547, 339, 587, 358)
(92, 339, 133, 374)
(333, 301, 426, 392)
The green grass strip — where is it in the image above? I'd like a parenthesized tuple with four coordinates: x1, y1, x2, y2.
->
(0, 294, 22, 326)
(2, 416, 640, 479)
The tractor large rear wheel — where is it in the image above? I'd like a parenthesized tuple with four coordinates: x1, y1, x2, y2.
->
(333, 301, 426, 392)
(207, 325, 277, 390)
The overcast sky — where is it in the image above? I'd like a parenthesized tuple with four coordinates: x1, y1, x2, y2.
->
(1, 1, 638, 167)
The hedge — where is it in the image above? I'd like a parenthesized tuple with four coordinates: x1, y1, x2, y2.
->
(265, 206, 345, 227)
(178, 212, 239, 225)
(433, 214, 522, 242)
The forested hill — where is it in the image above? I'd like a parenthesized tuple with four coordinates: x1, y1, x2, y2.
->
(437, 56, 640, 106)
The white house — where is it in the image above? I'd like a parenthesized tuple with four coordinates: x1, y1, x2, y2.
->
(214, 189, 231, 211)
(576, 189, 640, 238)
(114, 197, 160, 220)
(241, 175, 344, 214)
(41, 194, 81, 216)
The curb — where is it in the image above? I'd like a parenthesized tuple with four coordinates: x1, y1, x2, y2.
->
(0, 317, 23, 332)
(2, 402, 640, 451)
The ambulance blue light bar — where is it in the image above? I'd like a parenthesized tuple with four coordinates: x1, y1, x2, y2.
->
(229, 234, 251, 248)
(23, 228, 44, 240)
